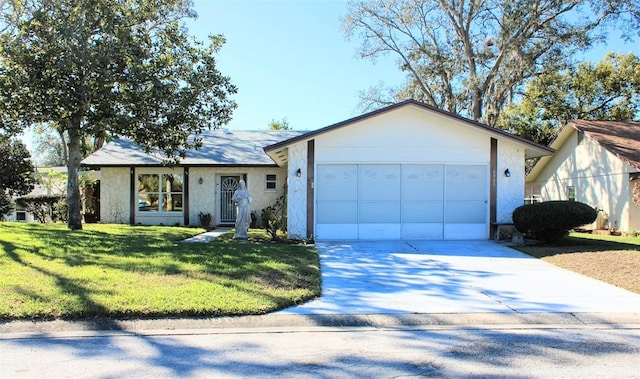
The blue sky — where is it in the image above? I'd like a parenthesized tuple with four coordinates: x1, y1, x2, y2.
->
(186, 0, 404, 131)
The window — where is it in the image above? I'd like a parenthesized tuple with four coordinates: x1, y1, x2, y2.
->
(16, 211, 26, 222)
(265, 174, 277, 191)
(567, 186, 576, 201)
(138, 173, 183, 212)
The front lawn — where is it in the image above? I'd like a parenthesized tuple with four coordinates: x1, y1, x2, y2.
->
(512, 232, 640, 294)
(0, 223, 320, 320)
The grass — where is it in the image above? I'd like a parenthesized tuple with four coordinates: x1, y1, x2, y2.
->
(0, 223, 320, 320)
(512, 232, 640, 294)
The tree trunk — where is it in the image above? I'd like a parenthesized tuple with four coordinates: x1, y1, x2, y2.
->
(57, 127, 68, 165)
(66, 120, 83, 230)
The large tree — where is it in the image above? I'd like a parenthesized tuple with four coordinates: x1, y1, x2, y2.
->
(0, 0, 237, 230)
(0, 135, 35, 218)
(498, 52, 640, 146)
(343, 0, 639, 125)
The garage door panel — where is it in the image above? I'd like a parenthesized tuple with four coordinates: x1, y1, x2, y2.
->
(359, 223, 401, 239)
(317, 165, 357, 201)
(446, 165, 487, 201)
(402, 202, 443, 223)
(359, 165, 401, 201)
(317, 224, 358, 240)
(402, 223, 443, 239)
(444, 224, 487, 239)
(359, 202, 401, 223)
(402, 165, 444, 201)
(445, 201, 487, 223)
(317, 201, 357, 223)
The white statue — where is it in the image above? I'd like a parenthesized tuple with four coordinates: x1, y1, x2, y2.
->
(232, 179, 252, 239)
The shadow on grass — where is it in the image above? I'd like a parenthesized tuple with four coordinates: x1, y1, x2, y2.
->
(0, 224, 320, 321)
(515, 234, 640, 258)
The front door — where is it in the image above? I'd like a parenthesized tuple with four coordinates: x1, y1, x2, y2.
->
(220, 176, 240, 224)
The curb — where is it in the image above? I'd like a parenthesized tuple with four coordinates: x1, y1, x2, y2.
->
(2, 312, 639, 339)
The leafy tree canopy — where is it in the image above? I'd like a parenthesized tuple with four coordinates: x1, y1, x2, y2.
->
(0, 135, 35, 218)
(344, 0, 639, 125)
(0, 0, 237, 229)
(268, 117, 291, 130)
(498, 52, 640, 146)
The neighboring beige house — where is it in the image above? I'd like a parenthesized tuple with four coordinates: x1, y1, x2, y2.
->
(526, 120, 640, 232)
(82, 100, 553, 240)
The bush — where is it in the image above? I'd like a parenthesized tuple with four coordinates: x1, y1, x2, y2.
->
(513, 201, 597, 242)
(261, 195, 287, 241)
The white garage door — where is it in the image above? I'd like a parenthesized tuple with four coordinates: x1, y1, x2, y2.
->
(316, 164, 488, 240)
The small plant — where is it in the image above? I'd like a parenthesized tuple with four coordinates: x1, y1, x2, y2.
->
(513, 200, 597, 242)
(261, 195, 287, 241)
(198, 212, 213, 228)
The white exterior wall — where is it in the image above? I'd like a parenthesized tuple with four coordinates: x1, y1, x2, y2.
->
(286, 141, 308, 239)
(532, 130, 636, 231)
(314, 106, 490, 165)
(497, 141, 525, 223)
(100, 167, 130, 223)
(197, 167, 288, 227)
(188, 167, 216, 226)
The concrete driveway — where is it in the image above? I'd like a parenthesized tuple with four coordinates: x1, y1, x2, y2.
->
(279, 240, 640, 315)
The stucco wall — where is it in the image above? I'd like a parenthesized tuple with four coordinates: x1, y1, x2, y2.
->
(286, 141, 308, 239)
(314, 106, 490, 164)
(532, 130, 635, 231)
(497, 141, 525, 223)
(190, 167, 288, 227)
(100, 167, 130, 223)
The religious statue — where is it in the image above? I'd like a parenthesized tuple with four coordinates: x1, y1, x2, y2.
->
(232, 179, 252, 239)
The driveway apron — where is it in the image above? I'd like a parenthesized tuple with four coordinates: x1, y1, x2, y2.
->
(278, 240, 640, 315)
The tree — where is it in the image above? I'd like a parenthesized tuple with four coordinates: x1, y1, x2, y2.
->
(343, 0, 639, 125)
(32, 126, 68, 167)
(268, 117, 291, 130)
(0, 0, 237, 230)
(498, 52, 640, 146)
(0, 135, 35, 219)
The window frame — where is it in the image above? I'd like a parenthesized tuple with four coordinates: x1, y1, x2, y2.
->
(265, 173, 277, 192)
(137, 172, 184, 214)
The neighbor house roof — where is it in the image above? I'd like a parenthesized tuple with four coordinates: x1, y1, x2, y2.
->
(527, 119, 640, 182)
(570, 120, 640, 170)
(264, 99, 554, 164)
(81, 130, 306, 167)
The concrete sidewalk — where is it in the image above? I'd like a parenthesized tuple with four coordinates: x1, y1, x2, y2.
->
(180, 227, 232, 242)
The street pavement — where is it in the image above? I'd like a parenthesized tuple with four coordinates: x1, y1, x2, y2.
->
(1, 239, 639, 378)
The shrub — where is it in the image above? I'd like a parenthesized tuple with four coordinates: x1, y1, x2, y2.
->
(198, 212, 212, 228)
(261, 195, 287, 241)
(513, 201, 597, 242)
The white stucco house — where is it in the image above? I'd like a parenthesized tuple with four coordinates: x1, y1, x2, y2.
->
(526, 120, 640, 232)
(82, 100, 552, 240)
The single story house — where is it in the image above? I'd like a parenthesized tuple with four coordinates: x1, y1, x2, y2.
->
(82, 100, 553, 240)
(526, 120, 640, 232)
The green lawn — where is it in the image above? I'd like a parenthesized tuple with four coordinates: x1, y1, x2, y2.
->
(0, 223, 320, 320)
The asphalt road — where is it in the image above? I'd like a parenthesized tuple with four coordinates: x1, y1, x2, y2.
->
(2, 317, 639, 378)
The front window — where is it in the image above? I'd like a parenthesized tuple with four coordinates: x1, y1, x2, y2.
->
(566, 186, 576, 201)
(138, 173, 183, 212)
(265, 174, 277, 191)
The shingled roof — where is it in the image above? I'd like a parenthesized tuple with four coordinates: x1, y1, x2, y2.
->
(81, 130, 306, 167)
(570, 120, 640, 170)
